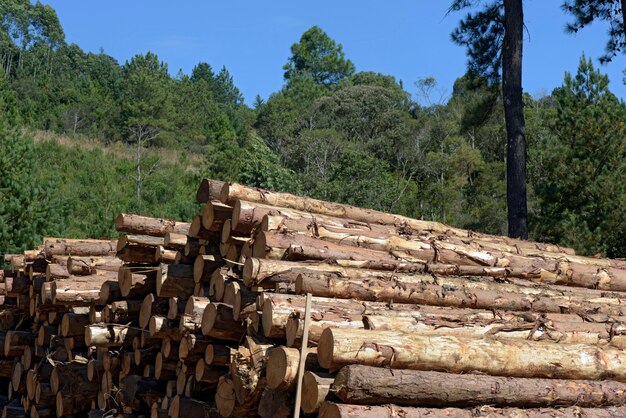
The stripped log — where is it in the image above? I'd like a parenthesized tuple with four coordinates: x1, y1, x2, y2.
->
(115, 213, 191, 237)
(317, 328, 626, 381)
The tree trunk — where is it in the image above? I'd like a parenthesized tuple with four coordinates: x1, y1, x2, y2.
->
(317, 328, 626, 381)
(301, 371, 334, 413)
(332, 365, 626, 408)
(503, 0, 528, 239)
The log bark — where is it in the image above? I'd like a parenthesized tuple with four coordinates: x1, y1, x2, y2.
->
(179, 334, 211, 361)
(139, 294, 169, 329)
(115, 213, 190, 237)
(295, 273, 626, 316)
(60, 312, 90, 337)
(117, 245, 158, 264)
(164, 232, 187, 249)
(195, 178, 225, 203)
(317, 328, 626, 381)
(223, 281, 256, 320)
(119, 267, 156, 299)
(254, 230, 415, 266)
(148, 316, 180, 340)
(362, 315, 626, 348)
(85, 324, 140, 348)
(219, 182, 578, 256)
(194, 255, 224, 284)
(179, 296, 211, 333)
(44, 238, 116, 258)
(319, 403, 626, 418)
(194, 360, 225, 384)
(201, 303, 245, 342)
(51, 274, 115, 305)
(332, 365, 626, 408)
(45, 264, 69, 281)
(301, 371, 334, 414)
(117, 234, 165, 252)
(202, 201, 232, 231)
(266, 347, 317, 391)
(157, 263, 194, 299)
(205, 344, 233, 366)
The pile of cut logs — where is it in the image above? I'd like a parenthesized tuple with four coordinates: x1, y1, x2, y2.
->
(3, 178, 626, 417)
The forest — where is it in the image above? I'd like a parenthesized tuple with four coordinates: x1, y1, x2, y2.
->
(1, 0, 625, 260)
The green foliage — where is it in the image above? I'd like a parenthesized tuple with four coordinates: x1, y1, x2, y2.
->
(562, 0, 625, 63)
(449, 1, 504, 82)
(532, 56, 626, 257)
(0, 75, 65, 258)
(283, 26, 355, 86)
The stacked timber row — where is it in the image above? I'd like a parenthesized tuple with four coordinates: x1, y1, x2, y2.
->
(1, 238, 124, 417)
(204, 180, 626, 417)
(4, 178, 626, 417)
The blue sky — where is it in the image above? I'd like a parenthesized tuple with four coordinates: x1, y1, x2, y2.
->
(45, 0, 626, 104)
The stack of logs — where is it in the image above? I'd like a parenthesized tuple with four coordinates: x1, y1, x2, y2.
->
(3, 178, 626, 417)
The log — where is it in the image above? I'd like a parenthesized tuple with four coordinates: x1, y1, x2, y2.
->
(285, 312, 364, 346)
(155, 353, 177, 381)
(317, 328, 626, 381)
(258, 387, 292, 418)
(60, 313, 90, 337)
(266, 347, 317, 391)
(362, 315, 626, 348)
(45, 264, 69, 281)
(108, 299, 142, 324)
(301, 371, 334, 414)
(139, 294, 169, 329)
(194, 360, 225, 384)
(157, 264, 194, 299)
(219, 182, 579, 256)
(205, 344, 233, 366)
(193, 255, 224, 284)
(51, 274, 114, 305)
(254, 230, 424, 266)
(201, 303, 245, 341)
(179, 296, 211, 333)
(318, 403, 626, 418)
(223, 281, 256, 320)
(115, 213, 191, 237)
(189, 215, 216, 239)
(202, 201, 232, 231)
(209, 267, 236, 300)
(164, 232, 187, 249)
(168, 396, 215, 418)
(117, 234, 165, 251)
(117, 245, 158, 264)
(295, 273, 626, 316)
(332, 365, 626, 408)
(67, 256, 122, 275)
(155, 246, 178, 263)
(149, 317, 180, 340)
(44, 238, 116, 258)
(167, 296, 186, 320)
(179, 334, 211, 361)
(119, 267, 156, 299)
(5, 331, 36, 357)
(195, 179, 226, 203)
(85, 324, 140, 347)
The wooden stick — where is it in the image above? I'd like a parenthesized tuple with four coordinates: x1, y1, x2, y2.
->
(293, 293, 312, 418)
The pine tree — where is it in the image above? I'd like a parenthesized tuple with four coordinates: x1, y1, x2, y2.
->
(533, 55, 626, 257)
